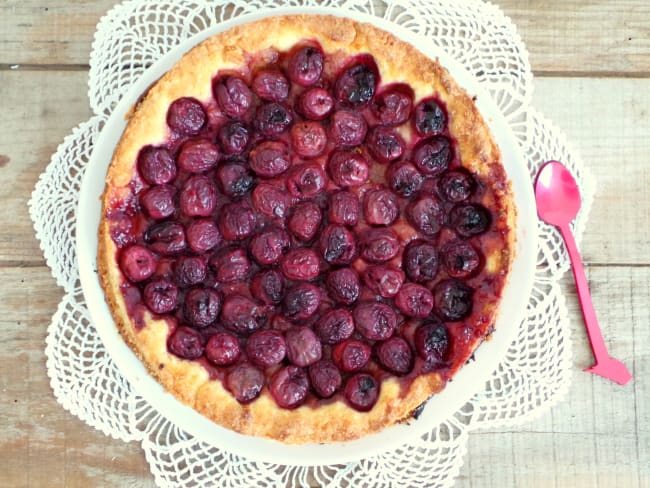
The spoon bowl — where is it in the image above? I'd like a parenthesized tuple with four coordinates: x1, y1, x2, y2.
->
(535, 160, 582, 226)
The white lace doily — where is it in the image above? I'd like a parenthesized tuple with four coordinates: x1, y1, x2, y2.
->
(29, 0, 595, 486)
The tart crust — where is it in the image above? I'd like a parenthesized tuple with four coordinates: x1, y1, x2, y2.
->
(98, 14, 515, 444)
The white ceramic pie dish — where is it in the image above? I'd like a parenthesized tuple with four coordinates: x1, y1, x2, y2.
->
(77, 7, 537, 466)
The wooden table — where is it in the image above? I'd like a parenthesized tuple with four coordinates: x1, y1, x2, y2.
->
(1, 1, 648, 486)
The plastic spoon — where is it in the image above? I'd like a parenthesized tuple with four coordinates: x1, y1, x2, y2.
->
(534, 160, 632, 385)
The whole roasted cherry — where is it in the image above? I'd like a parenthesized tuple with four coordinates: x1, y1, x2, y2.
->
(177, 138, 221, 173)
(332, 339, 371, 373)
(143, 278, 178, 314)
(441, 240, 481, 278)
(366, 126, 405, 164)
(325, 267, 360, 305)
(403, 240, 439, 283)
(246, 329, 287, 368)
(283, 283, 321, 321)
(329, 110, 368, 147)
(371, 84, 414, 126)
(286, 163, 327, 199)
(309, 360, 342, 398)
(375, 336, 413, 375)
(414, 98, 447, 136)
(248, 140, 290, 178)
(363, 188, 399, 226)
(179, 175, 217, 217)
(217, 120, 249, 155)
(287, 44, 324, 86)
(413, 136, 452, 176)
(433, 279, 474, 321)
(137, 146, 176, 185)
(280, 248, 321, 281)
(328, 190, 360, 226)
(407, 196, 444, 236)
(344, 373, 379, 411)
(252, 183, 290, 219)
(218, 202, 256, 240)
(287, 201, 322, 241)
(319, 224, 358, 265)
(395, 283, 434, 318)
(255, 102, 293, 137)
(448, 203, 491, 237)
(250, 269, 285, 305)
(213, 75, 253, 118)
(167, 97, 206, 135)
(184, 287, 222, 328)
(359, 228, 400, 263)
(269, 365, 309, 409)
(353, 301, 398, 340)
(414, 319, 450, 363)
(186, 219, 221, 253)
(168, 326, 204, 359)
(439, 170, 476, 202)
(285, 326, 322, 367)
(328, 150, 369, 188)
(220, 294, 267, 334)
(334, 55, 378, 107)
(252, 69, 290, 102)
(139, 184, 176, 220)
(210, 246, 251, 283)
(290, 121, 327, 158)
(314, 308, 355, 345)
(174, 255, 207, 287)
(297, 87, 334, 120)
(250, 228, 290, 266)
(215, 162, 254, 197)
(205, 332, 241, 366)
(144, 221, 186, 255)
(362, 264, 405, 298)
(386, 161, 423, 198)
(226, 363, 264, 403)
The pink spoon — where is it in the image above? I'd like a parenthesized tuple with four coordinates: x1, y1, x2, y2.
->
(535, 160, 632, 385)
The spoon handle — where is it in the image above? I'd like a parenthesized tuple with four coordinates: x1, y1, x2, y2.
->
(558, 224, 609, 361)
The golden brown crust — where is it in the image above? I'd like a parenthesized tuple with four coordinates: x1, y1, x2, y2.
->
(98, 14, 514, 444)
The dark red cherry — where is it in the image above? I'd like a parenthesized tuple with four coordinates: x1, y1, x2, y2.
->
(359, 228, 400, 263)
(186, 219, 221, 253)
(210, 246, 251, 283)
(329, 110, 367, 147)
(283, 283, 321, 321)
(215, 162, 254, 197)
(286, 163, 327, 199)
(246, 329, 286, 368)
(287, 45, 324, 86)
(363, 188, 399, 226)
(177, 138, 221, 173)
(297, 87, 334, 120)
(213, 75, 253, 118)
(287, 201, 322, 241)
(328, 190, 360, 226)
(269, 365, 309, 409)
(290, 121, 327, 158)
(250, 269, 285, 305)
(143, 278, 178, 314)
(362, 264, 404, 298)
(217, 120, 249, 155)
(285, 326, 322, 367)
(252, 69, 290, 101)
(353, 301, 398, 340)
(344, 373, 379, 411)
(366, 126, 405, 164)
(334, 55, 378, 107)
(406, 196, 444, 236)
(226, 363, 264, 403)
(395, 283, 434, 318)
(248, 140, 290, 178)
(371, 84, 414, 126)
(441, 240, 481, 278)
(144, 221, 186, 255)
(325, 267, 361, 305)
(314, 308, 355, 345)
(168, 326, 204, 359)
(174, 255, 207, 287)
(308, 360, 342, 398)
(448, 203, 491, 237)
(137, 146, 176, 185)
(220, 294, 267, 334)
(252, 183, 290, 218)
(386, 161, 423, 198)
(414, 319, 450, 363)
(375, 336, 413, 375)
(332, 339, 371, 373)
(205, 332, 240, 366)
(414, 98, 447, 136)
(179, 175, 217, 217)
(249, 228, 290, 266)
(413, 136, 452, 176)
(439, 170, 476, 202)
(433, 279, 474, 321)
(403, 240, 439, 283)
(328, 150, 369, 188)
(139, 185, 176, 220)
(184, 287, 221, 327)
(319, 224, 358, 265)
(254, 102, 293, 137)
(218, 202, 256, 240)
(280, 248, 321, 281)
(167, 97, 206, 135)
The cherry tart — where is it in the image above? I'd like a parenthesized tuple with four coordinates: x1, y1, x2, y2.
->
(98, 15, 515, 444)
